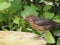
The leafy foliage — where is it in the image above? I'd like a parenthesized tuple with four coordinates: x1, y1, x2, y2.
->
(43, 12, 54, 19)
(0, 0, 60, 45)
(0, 2, 11, 11)
(43, 5, 52, 11)
(57, 38, 60, 45)
(44, 31, 55, 44)
(21, 4, 38, 18)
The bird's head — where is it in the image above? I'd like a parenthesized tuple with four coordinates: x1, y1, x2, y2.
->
(25, 15, 36, 21)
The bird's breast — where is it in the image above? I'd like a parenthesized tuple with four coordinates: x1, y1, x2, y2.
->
(29, 21, 46, 31)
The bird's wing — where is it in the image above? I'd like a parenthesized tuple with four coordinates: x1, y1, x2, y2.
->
(33, 17, 56, 26)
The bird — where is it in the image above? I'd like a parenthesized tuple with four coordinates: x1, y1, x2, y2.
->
(25, 14, 60, 32)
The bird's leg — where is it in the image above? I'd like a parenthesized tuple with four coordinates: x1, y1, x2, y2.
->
(34, 31, 45, 40)
(38, 30, 49, 38)
(40, 32, 45, 38)
(36, 30, 45, 38)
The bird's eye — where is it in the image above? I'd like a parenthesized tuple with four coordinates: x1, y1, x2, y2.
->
(27, 17, 30, 18)
(27, 17, 31, 18)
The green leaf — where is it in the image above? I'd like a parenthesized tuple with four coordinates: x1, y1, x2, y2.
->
(8, 0, 14, 2)
(53, 15, 60, 23)
(0, 0, 6, 3)
(44, 31, 55, 44)
(43, 12, 54, 19)
(57, 38, 60, 45)
(0, 2, 11, 11)
(53, 19, 60, 23)
(8, 0, 22, 14)
(53, 15, 60, 19)
(55, 0, 58, 3)
(21, 4, 38, 18)
(13, 17, 20, 25)
(43, 5, 52, 11)
(0, 13, 8, 22)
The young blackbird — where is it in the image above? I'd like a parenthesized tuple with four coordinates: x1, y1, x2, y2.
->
(25, 15, 60, 32)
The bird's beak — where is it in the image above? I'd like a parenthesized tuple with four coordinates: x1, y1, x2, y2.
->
(24, 16, 29, 21)
(24, 16, 27, 20)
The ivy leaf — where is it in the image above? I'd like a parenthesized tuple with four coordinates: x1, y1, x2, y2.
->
(13, 17, 20, 25)
(21, 4, 38, 18)
(53, 15, 60, 19)
(8, 0, 14, 2)
(55, 0, 58, 3)
(8, 0, 22, 14)
(43, 12, 54, 19)
(0, 2, 11, 11)
(57, 38, 60, 45)
(43, 5, 52, 11)
(53, 15, 60, 23)
(0, 13, 8, 22)
(53, 19, 60, 23)
(44, 31, 55, 44)
(0, 0, 7, 3)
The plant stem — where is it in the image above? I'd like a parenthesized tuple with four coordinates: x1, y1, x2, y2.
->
(8, 12, 11, 30)
(53, 0, 57, 15)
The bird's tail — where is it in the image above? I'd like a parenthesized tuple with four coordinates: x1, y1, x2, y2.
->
(56, 23, 60, 28)
(56, 23, 60, 26)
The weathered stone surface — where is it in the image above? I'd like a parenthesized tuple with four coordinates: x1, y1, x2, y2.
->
(0, 31, 47, 45)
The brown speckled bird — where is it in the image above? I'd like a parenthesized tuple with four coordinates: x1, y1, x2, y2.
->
(25, 15, 60, 32)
